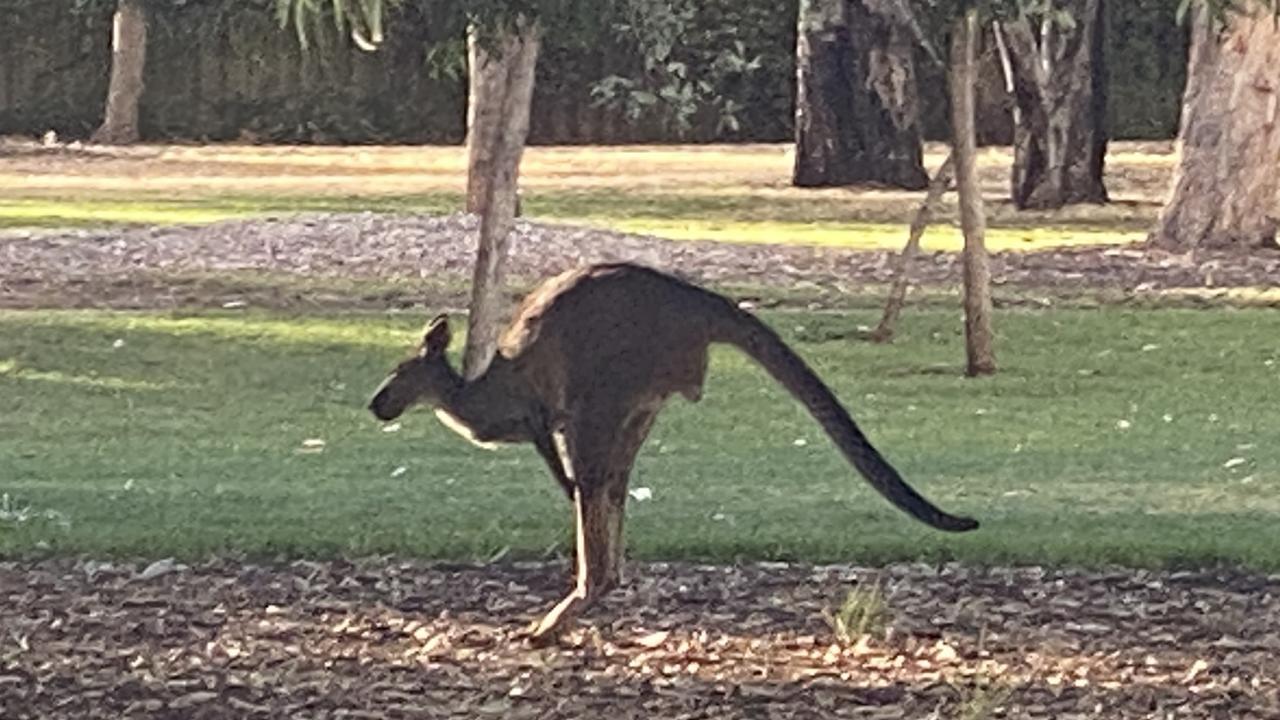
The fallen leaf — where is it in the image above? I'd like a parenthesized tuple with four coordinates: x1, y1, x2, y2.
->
(635, 631, 671, 648)
(136, 558, 178, 582)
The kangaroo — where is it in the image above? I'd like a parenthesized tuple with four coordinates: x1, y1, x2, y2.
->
(368, 262, 977, 644)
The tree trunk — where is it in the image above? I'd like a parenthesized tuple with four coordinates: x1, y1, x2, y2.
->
(997, 0, 1108, 210)
(868, 152, 955, 343)
(952, 9, 996, 377)
(92, 0, 147, 144)
(461, 20, 541, 379)
(793, 0, 928, 189)
(1148, 5, 1280, 252)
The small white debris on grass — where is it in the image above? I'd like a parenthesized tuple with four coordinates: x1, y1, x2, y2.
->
(390, 466, 407, 478)
(712, 512, 727, 521)
(222, 300, 247, 309)
(111, 338, 125, 349)
(1223, 457, 1247, 469)
(1162, 414, 1174, 423)
(1141, 343, 1160, 352)
(381, 422, 402, 433)
(793, 438, 808, 447)
(299, 438, 326, 453)
(1116, 420, 1131, 430)
(629, 487, 653, 502)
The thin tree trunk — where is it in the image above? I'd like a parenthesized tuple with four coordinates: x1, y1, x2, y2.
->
(793, 0, 928, 189)
(868, 152, 955, 343)
(92, 0, 147, 144)
(998, 0, 1108, 210)
(951, 8, 996, 377)
(462, 20, 541, 379)
(1148, 5, 1280, 252)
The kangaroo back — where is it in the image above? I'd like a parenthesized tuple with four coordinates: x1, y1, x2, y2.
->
(704, 296, 978, 532)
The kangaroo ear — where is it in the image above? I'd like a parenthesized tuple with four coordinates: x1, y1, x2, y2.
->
(421, 314, 451, 356)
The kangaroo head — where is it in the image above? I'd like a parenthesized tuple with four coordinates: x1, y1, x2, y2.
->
(368, 314, 459, 422)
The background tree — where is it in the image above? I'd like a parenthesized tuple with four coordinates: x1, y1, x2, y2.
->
(951, 5, 997, 376)
(462, 19, 541, 377)
(793, 0, 929, 189)
(277, 0, 553, 377)
(93, 0, 148, 144)
(867, 153, 955, 342)
(1149, 1, 1280, 251)
(994, 0, 1108, 209)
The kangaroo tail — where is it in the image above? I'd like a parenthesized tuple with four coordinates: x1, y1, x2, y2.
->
(710, 299, 979, 533)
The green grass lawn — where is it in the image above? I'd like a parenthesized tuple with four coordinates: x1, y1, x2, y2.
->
(2, 306, 1276, 569)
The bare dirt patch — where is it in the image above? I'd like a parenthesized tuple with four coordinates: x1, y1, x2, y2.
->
(2, 559, 1277, 718)
(3, 212, 1279, 311)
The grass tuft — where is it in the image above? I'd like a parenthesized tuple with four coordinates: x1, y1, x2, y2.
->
(828, 581, 890, 644)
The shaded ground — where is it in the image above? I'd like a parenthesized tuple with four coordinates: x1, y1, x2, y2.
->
(3, 212, 1279, 311)
(2, 559, 1278, 718)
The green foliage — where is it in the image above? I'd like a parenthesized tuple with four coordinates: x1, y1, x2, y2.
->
(590, 0, 780, 136)
(0, 0, 1199, 143)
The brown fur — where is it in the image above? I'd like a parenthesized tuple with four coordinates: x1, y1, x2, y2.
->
(368, 263, 977, 644)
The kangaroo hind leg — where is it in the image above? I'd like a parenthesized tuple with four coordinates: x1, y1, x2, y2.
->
(528, 405, 658, 645)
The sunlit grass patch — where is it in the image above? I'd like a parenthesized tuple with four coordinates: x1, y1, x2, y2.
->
(2, 141, 1171, 250)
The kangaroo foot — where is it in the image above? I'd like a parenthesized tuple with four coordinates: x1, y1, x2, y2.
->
(527, 589, 594, 647)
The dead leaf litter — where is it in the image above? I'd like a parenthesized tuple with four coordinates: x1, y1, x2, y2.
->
(2, 559, 1278, 718)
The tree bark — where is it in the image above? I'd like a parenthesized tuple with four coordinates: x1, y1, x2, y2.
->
(1148, 5, 1280, 252)
(462, 20, 541, 379)
(92, 0, 147, 144)
(997, 0, 1108, 210)
(868, 152, 955, 343)
(952, 9, 996, 377)
(793, 0, 928, 189)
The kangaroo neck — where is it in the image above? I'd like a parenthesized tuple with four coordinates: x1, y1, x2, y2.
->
(438, 355, 537, 434)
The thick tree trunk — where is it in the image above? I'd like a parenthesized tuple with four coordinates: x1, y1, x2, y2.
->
(462, 21, 541, 379)
(952, 9, 996, 377)
(92, 0, 147, 144)
(1149, 5, 1280, 252)
(793, 0, 928, 189)
(868, 152, 955, 343)
(997, 0, 1108, 210)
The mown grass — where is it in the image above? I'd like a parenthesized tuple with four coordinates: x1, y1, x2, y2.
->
(0, 142, 1168, 250)
(2, 306, 1276, 569)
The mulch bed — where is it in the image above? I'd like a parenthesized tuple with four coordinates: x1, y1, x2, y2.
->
(3, 213, 1279, 310)
(3, 558, 1278, 718)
